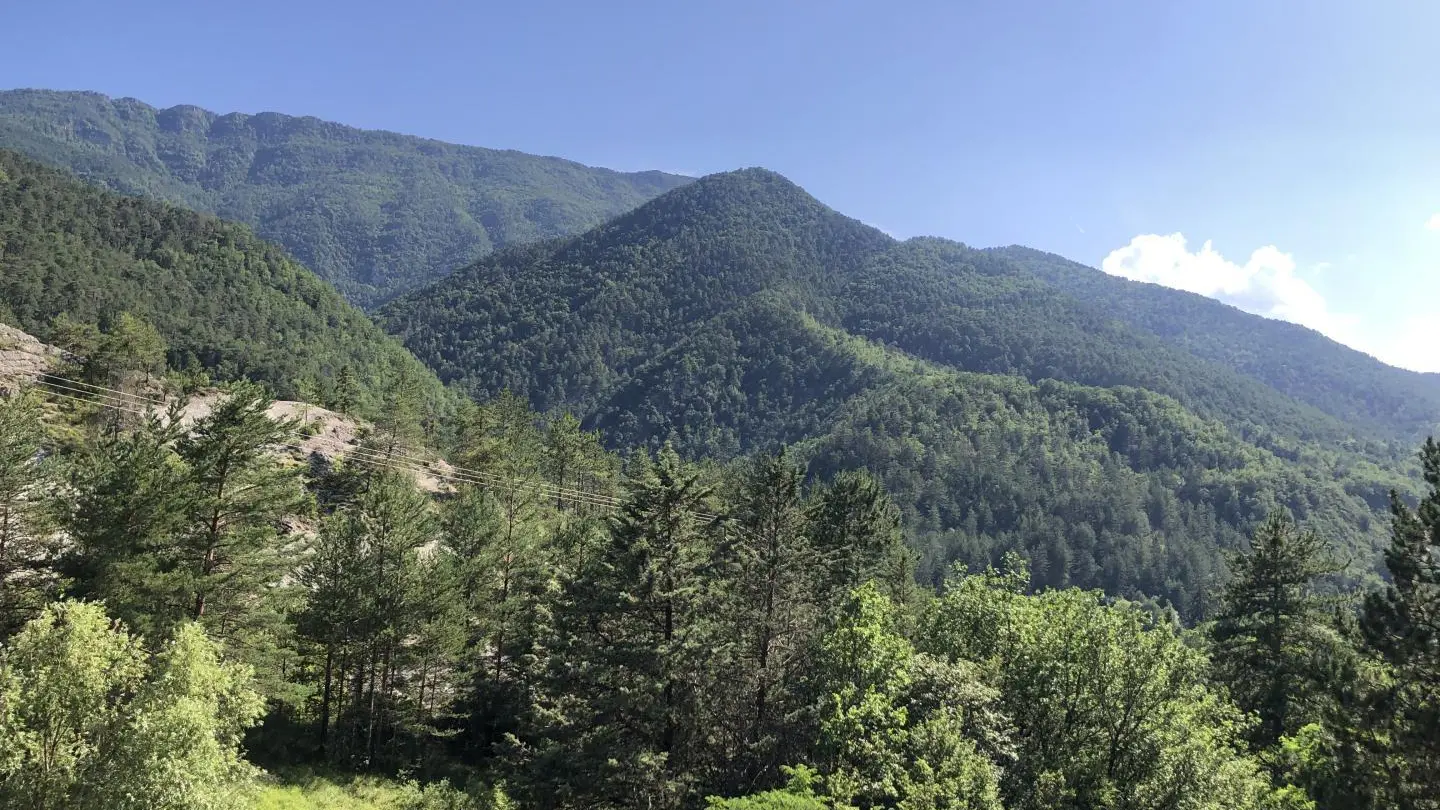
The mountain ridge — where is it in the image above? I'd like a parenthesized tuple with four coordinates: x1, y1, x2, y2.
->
(379, 167, 1415, 613)
(990, 244, 1440, 440)
(0, 88, 694, 305)
(385, 169, 1386, 449)
(0, 148, 452, 417)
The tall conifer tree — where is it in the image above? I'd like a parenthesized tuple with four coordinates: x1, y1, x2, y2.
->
(1210, 510, 1344, 749)
(1360, 439, 1440, 806)
(0, 391, 59, 637)
(518, 446, 717, 810)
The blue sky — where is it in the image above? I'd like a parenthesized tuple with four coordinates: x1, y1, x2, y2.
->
(7, 0, 1439, 370)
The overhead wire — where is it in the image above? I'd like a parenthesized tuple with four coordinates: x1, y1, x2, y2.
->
(41, 377, 616, 510)
(30, 371, 727, 523)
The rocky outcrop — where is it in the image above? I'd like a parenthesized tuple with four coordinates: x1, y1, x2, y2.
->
(0, 323, 61, 391)
(0, 323, 450, 493)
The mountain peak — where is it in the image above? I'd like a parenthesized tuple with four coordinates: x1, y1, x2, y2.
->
(699, 166, 796, 183)
(597, 164, 888, 249)
(679, 165, 814, 202)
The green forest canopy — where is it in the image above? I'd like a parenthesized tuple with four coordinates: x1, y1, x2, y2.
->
(0, 88, 693, 306)
(0, 85, 1435, 810)
(379, 168, 1420, 614)
(0, 148, 452, 417)
(1, 382, 1435, 810)
(991, 245, 1440, 443)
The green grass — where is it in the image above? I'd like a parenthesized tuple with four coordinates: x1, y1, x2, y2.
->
(252, 771, 416, 810)
(251, 769, 493, 810)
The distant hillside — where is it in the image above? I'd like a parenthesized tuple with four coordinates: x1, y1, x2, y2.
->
(381, 168, 1414, 615)
(382, 170, 1379, 450)
(992, 245, 1440, 441)
(383, 168, 893, 415)
(0, 89, 692, 306)
(0, 149, 450, 415)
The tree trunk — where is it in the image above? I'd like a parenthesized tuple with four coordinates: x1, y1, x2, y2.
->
(319, 646, 334, 757)
(366, 646, 379, 768)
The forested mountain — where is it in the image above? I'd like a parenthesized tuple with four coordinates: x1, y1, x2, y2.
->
(381, 170, 1404, 449)
(0, 89, 692, 306)
(382, 171, 1318, 435)
(992, 245, 1440, 441)
(0, 149, 451, 416)
(4, 359, 1436, 810)
(381, 168, 1415, 613)
(1, 90, 1435, 809)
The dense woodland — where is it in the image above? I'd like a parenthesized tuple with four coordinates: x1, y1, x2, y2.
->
(0, 150, 454, 418)
(0, 93, 1437, 809)
(1, 376, 1437, 810)
(991, 246, 1440, 442)
(380, 169, 1419, 616)
(380, 170, 1438, 447)
(0, 89, 692, 305)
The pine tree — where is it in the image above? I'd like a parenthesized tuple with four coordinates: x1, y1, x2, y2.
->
(452, 393, 551, 732)
(716, 449, 820, 789)
(0, 390, 60, 636)
(458, 391, 545, 557)
(370, 358, 427, 459)
(81, 312, 167, 395)
(296, 490, 369, 763)
(1359, 438, 1440, 807)
(807, 471, 907, 603)
(64, 405, 191, 638)
(330, 365, 361, 416)
(543, 412, 614, 513)
(518, 446, 718, 810)
(46, 312, 103, 368)
(1209, 510, 1345, 750)
(405, 546, 469, 765)
(293, 375, 324, 419)
(173, 383, 309, 697)
(298, 471, 438, 770)
(444, 485, 549, 758)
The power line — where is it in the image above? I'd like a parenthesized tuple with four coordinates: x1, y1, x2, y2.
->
(31, 372, 727, 523)
(61, 373, 723, 517)
(40, 379, 618, 512)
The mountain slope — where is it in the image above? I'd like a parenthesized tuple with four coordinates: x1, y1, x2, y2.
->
(991, 245, 1440, 441)
(384, 170, 1372, 451)
(581, 294, 1401, 614)
(0, 149, 449, 414)
(835, 237, 1378, 449)
(0, 89, 692, 306)
(383, 168, 894, 412)
(380, 168, 1414, 615)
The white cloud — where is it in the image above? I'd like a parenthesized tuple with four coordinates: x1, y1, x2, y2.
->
(1426, 213, 1440, 231)
(1101, 233, 1438, 372)
(1102, 233, 1354, 337)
